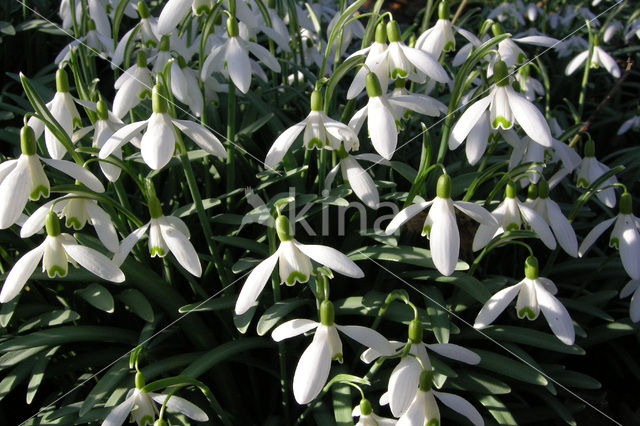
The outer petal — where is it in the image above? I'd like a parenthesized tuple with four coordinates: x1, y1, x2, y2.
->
(265, 121, 306, 168)
(341, 156, 379, 209)
(101, 393, 137, 426)
(335, 325, 394, 356)
(385, 201, 434, 235)
(565, 50, 588, 75)
(474, 282, 524, 328)
(578, 217, 616, 257)
(149, 393, 208, 421)
(41, 158, 105, 193)
(401, 45, 449, 83)
(519, 203, 556, 249)
(173, 119, 227, 159)
(0, 159, 30, 228)
(85, 202, 120, 253)
(112, 222, 150, 266)
(506, 86, 552, 147)
(293, 326, 331, 404)
(235, 250, 280, 315)
(595, 47, 620, 78)
(546, 200, 578, 257)
(454, 201, 498, 225)
(0, 242, 46, 303)
(157, 0, 193, 34)
(430, 200, 459, 276)
(433, 391, 484, 426)
(388, 356, 421, 417)
(465, 115, 491, 165)
(226, 38, 251, 94)
(294, 242, 364, 278)
(141, 114, 176, 170)
(426, 343, 481, 364)
(536, 285, 575, 345)
(513, 35, 558, 46)
(246, 41, 281, 72)
(348, 105, 368, 135)
(21, 200, 57, 238)
(98, 120, 148, 159)
(61, 241, 125, 282)
(387, 94, 447, 117)
(159, 222, 202, 277)
(367, 97, 397, 160)
(272, 319, 319, 341)
(449, 95, 493, 149)
(620, 222, 640, 280)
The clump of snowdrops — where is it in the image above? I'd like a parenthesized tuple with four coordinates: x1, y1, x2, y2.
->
(0, 0, 639, 424)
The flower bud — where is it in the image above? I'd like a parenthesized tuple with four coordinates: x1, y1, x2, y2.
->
(524, 256, 538, 280)
(20, 125, 37, 156)
(583, 139, 595, 158)
(359, 398, 373, 416)
(320, 300, 335, 326)
(227, 16, 239, 37)
(152, 84, 168, 114)
(408, 318, 423, 343)
(493, 60, 509, 87)
(56, 68, 70, 93)
(438, 1, 450, 20)
(375, 22, 387, 44)
(619, 192, 632, 215)
(96, 99, 109, 121)
(137, 1, 150, 19)
(386, 20, 401, 43)
(45, 212, 61, 237)
(418, 370, 434, 391)
(310, 90, 323, 111)
(275, 215, 293, 241)
(365, 72, 382, 98)
(436, 174, 451, 199)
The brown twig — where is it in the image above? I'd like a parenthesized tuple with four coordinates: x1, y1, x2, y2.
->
(451, 0, 468, 25)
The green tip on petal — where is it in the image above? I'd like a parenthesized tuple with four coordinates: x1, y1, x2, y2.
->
(505, 180, 517, 199)
(159, 34, 170, 51)
(365, 72, 383, 98)
(394, 78, 405, 89)
(152, 84, 168, 113)
(56, 68, 69, 93)
(275, 215, 293, 241)
(375, 22, 387, 43)
(419, 370, 434, 391)
(137, 1, 150, 18)
(227, 16, 239, 37)
(619, 192, 632, 215)
(438, 1, 450, 19)
(359, 399, 373, 416)
(584, 139, 595, 158)
(135, 371, 145, 389)
(320, 300, 334, 326)
(436, 174, 451, 198)
(310, 90, 323, 111)
(153, 420, 168, 426)
(493, 60, 509, 86)
(524, 256, 538, 280)
(147, 196, 163, 219)
(96, 99, 109, 120)
(538, 179, 549, 199)
(45, 212, 61, 237)
(491, 22, 504, 36)
(517, 307, 536, 320)
(20, 125, 37, 156)
(87, 19, 96, 31)
(177, 55, 187, 68)
(386, 20, 401, 43)
(408, 318, 423, 343)
(136, 50, 147, 68)
(527, 183, 538, 200)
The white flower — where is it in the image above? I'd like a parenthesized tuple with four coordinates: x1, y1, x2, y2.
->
(327, 10, 365, 57)
(111, 3, 161, 68)
(0, 125, 105, 229)
(0, 212, 124, 303)
(100, 84, 226, 170)
(578, 192, 640, 280)
(156, 0, 213, 35)
(55, 19, 114, 64)
(515, 66, 544, 101)
(265, 90, 359, 168)
(603, 20, 623, 43)
(555, 36, 588, 58)
(488, 2, 524, 25)
(349, 72, 447, 160)
(565, 43, 620, 78)
(575, 140, 617, 208)
(495, 33, 558, 68)
(235, 215, 364, 315)
(258, 3, 292, 53)
(169, 57, 204, 117)
(201, 16, 280, 94)
(271, 301, 394, 404)
(113, 195, 201, 277)
(385, 174, 498, 276)
(325, 150, 381, 210)
(620, 279, 640, 323)
(474, 256, 575, 345)
(448, 60, 553, 149)
(352, 399, 396, 426)
(617, 116, 640, 135)
(415, 2, 456, 59)
(473, 181, 556, 252)
(346, 23, 389, 100)
(112, 51, 153, 119)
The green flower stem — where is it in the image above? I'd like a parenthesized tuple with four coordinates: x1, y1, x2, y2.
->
(420, 0, 434, 33)
(226, 81, 236, 204)
(403, 125, 431, 208)
(578, 22, 594, 120)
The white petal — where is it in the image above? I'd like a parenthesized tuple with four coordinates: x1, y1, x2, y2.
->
(264, 121, 305, 168)
(368, 97, 397, 160)
(620, 279, 640, 299)
(99, 120, 148, 159)
(449, 95, 493, 149)
(631, 288, 640, 323)
(565, 50, 589, 76)
(454, 201, 498, 225)
(513, 35, 558, 46)
(21, 200, 56, 238)
(536, 285, 575, 345)
(112, 223, 150, 266)
(465, 116, 491, 165)
(336, 325, 394, 355)
(62, 241, 125, 282)
(426, 343, 481, 364)
(474, 282, 524, 328)
(578, 217, 615, 256)
(348, 105, 368, 135)
(620, 222, 640, 280)
(101, 394, 137, 426)
(0, 242, 46, 303)
(0, 158, 30, 228)
(546, 200, 578, 257)
(160, 222, 202, 277)
(519, 203, 556, 249)
(388, 356, 421, 417)
(272, 318, 319, 341)
(246, 41, 281, 72)
(235, 250, 280, 315)
(226, 38, 251, 94)
(387, 94, 447, 117)
(294, 242, 364, 278)
(401, 45, 449, 83)
(385, 201, 434, 235)
(149, 393, 208, 421)
(506, 86, 552, 147)
(164, 215, 190, 238)
(595, 47, 620, 78)
(293, 326, 331, 404)
(41, 157, 105, 193)
(433, 391, 484, 426)
(157, 0, 192, 34)
(85, 202, 119, 253)
(173, 119, 227, 159)
(341, 156, 379, 209)
(430, 201, 459, 276)
(141, 114, 175, 170)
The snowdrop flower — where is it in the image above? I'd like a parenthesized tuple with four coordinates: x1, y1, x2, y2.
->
(362, 318, 480, 417)
(565, 38, 620, 78)
(102, 372, 208, 426)
(0, 125, 105, 229)
(170, 57, 204, 117)
(326, 9, 365, 57)
(346, 22, 389, 100)
(271, 300, 394, 404)
(59, 0, 82, 30)
(555, 36, 588, 58)
(201, 16, 280, 94)
(579, 192, 640, 280)
(625, 17, 640, 42)
(258, 1, 292, 53)
(488, 2, 524, 25)
(620, 279, 640, 323)
(524, 2, 542, 21)
(603, 20, 623, 43)
(617, 115, 640, 135)
(265, 90, 359, 168)
(324, 147, 380, 209)
(397, 370, 484, 426)
(55, 19, 114, 64)
(113, 194, 201, 276)
(349, 72, 447, 160)
(526, 180, 578, 257)
(156, 0, 213, 35)
(448, 60, 553, 149)
(0, 212, 124, 303)
(473, 181, 556, 252)
(515, 65, 544, 101)
(111, 2, 161, 68)
(452, 29, 485, 67)
(491, 24, 558, 69)
(27, 68, 81, 160)
(112, 51, 154, 119)
(235, 215, 364, 314)
(352, 399, 395, 426)
(101, 83, 226, 170)
(575, 139, 617, 208)
(415, 1, 456, 59)
(374, 20, 449, 86)
(474, 256, 575, 345)
(386, 174, 498, 276)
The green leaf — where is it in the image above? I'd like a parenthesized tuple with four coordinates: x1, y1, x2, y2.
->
(528, 388, 577, 425)
(474, 350, 548, 386)
(347, 245, 468, 271)
(118, 289, 154, 322)
(478, 395, 517, 425)
(178, 296, 235, 313)
(546, 368, 601, 389)
(238, 112, 274, 137)
(448, 370, 511, 394)
(257, 299, 308, 336)
(474, 326, 585, 355)
(582, 320, 637, 347)
(423, 286, 450, 344)
(409, 272, 492, 303)
(0, 295, 20, 327)
(212, 236, 269, 256)
(234, 303, 258, 334)
(331, 380, 354, 426)
(18, 310, 81, 333)
(26, 346, 59, 404)
(75, 283, 115, 313)
(0, 358, 35, 402)
(0, 326, 137, 353)
(0, 346, 48, 369)
(181, 338, 272, 378)
(80, 358, 129, 416)
(324, 374, 370, 389)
